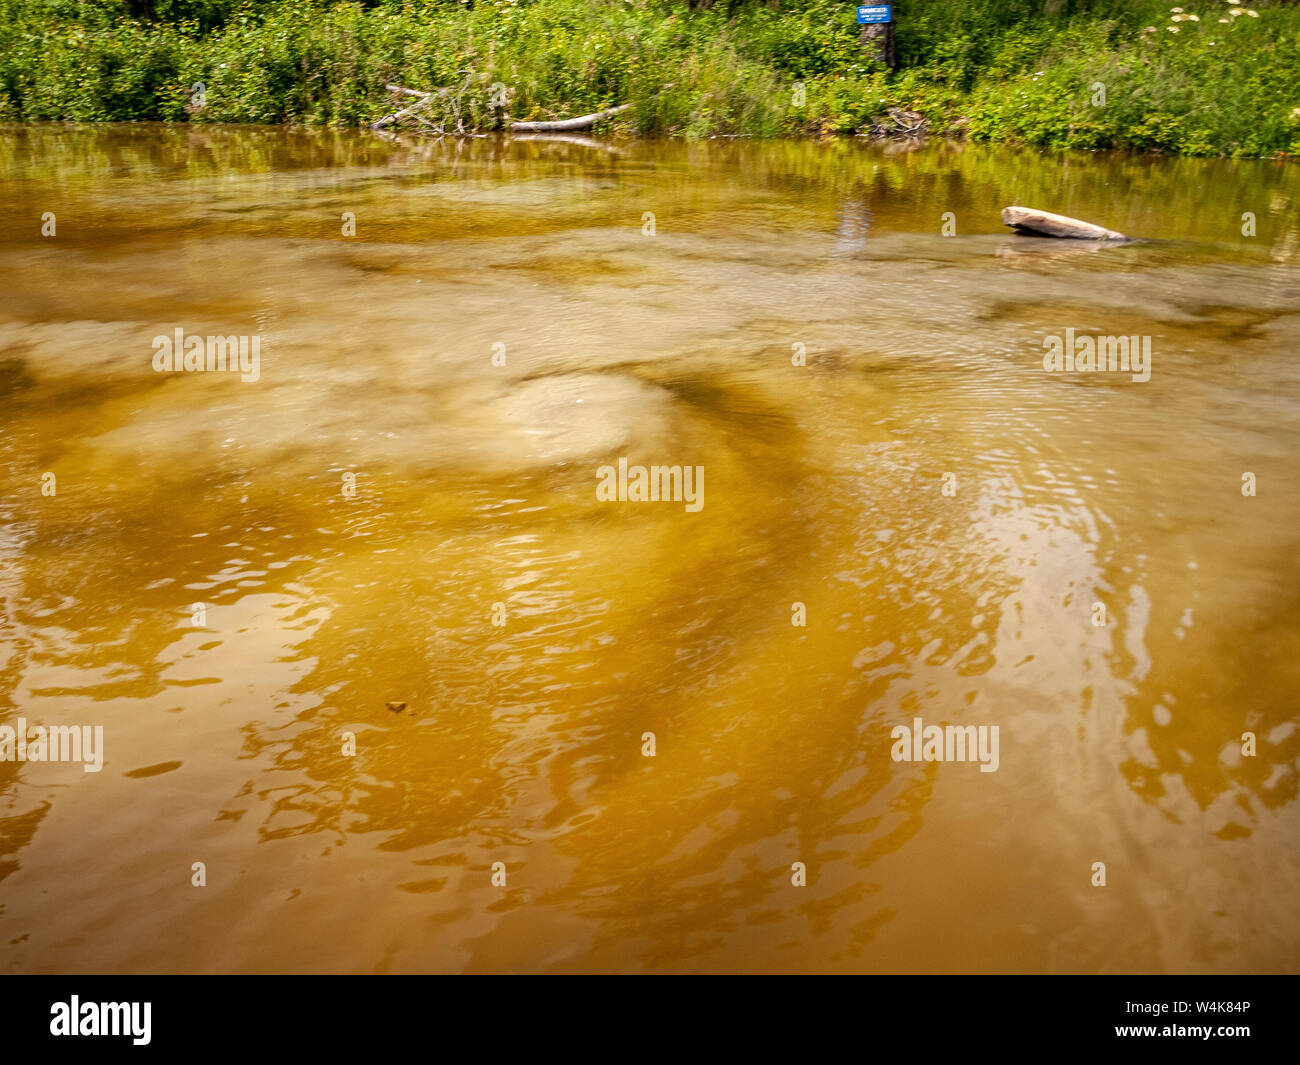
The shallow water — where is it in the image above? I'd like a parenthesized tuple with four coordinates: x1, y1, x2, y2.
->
(0, 125, 1297, 973)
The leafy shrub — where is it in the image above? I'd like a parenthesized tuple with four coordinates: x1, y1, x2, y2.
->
(0, 0, 1296, 154)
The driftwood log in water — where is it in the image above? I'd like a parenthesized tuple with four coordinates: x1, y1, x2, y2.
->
(509, 105, 631, 133)
(1001, 206, 1130, 241)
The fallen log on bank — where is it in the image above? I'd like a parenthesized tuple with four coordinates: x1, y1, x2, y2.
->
(371, 80, 631, 138)
(1001, 206, 1130, 241)
(371, 87, 434, 130)
(509, 104, 631, 133)
(874, 107, 926, 137)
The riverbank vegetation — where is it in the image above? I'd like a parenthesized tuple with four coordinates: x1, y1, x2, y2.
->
(2, 0, 1298, 155)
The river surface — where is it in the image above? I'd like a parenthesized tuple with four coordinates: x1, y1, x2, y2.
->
(1, 125, 1297, 973)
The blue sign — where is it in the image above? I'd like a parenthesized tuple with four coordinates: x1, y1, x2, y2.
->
(857, 4, 892, 23)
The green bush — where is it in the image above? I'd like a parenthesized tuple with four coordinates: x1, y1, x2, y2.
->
(0, 0, 1297, 155)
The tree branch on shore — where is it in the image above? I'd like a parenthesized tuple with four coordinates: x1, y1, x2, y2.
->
(371, 75, 487, 138)
(372, 77, 631, 139)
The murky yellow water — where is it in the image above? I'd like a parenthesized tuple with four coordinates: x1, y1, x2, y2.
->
(1, 126, 1298, 973)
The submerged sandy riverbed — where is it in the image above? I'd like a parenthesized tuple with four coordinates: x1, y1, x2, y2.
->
(0, 126, 1297, 972)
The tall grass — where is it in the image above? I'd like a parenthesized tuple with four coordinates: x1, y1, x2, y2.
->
(1, 0, 1298, 155)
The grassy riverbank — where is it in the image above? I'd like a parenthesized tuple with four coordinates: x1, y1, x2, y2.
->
(2, 0, 1298, 156)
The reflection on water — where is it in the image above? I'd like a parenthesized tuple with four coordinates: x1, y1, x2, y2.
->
(0, 126, 1297, 973)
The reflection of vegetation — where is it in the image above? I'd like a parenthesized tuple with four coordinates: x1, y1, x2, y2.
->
(1, 0, 1299, 155)
(2, 128, 1294, 259)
